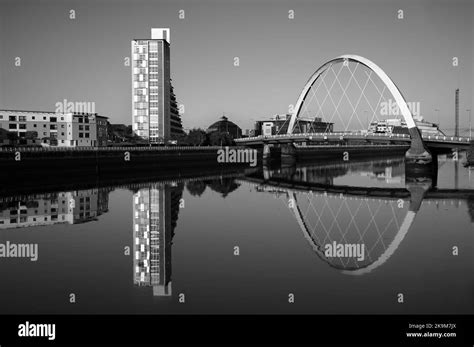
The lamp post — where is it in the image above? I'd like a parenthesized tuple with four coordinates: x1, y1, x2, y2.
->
(467, 109, 471, 138)
(248, 117, 256, 136)
(435, 109, 440, 126)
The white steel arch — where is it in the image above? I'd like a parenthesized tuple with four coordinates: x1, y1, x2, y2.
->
(288, 54, 417, 134)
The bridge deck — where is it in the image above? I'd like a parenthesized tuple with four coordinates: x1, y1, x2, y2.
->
(240, 176, 474, 200)
(236, 132, 472, 148)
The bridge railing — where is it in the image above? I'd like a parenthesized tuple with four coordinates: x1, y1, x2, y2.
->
(0, 145, 228, 153)
(236, 132, 412, 141)
(237, 132, 472, 143)
(422, 134, 471, 142)
(294, 143, 409, 148)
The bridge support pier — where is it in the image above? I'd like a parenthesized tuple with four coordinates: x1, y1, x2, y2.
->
(263, 144, 281, 164)
(281, 143, 297, 165)
(405, 127, 432, 165)
(405, 127, 435, 178)
(467, 140, 474, 166)
(406, 178, 432, 213)
(405, 145, 438, 189)
(263, 143, 297, 165)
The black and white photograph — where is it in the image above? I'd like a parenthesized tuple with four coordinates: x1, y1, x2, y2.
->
(0, 0, 473, 345)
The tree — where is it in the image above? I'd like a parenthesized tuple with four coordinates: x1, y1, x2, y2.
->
(7, 131, 19, 146)
(41, 136, 58, 146)
(125, 125, 134, 138)
(186, 181, 207, 196)
(0, 129, 9, 140)
(206, 178, 240, 198)
(25, 131, 38, 140)
(208, 131, 234, 146)
(0, 129, 9, 146)
(107, 123, 135, 143)
(25, 131, 38, 144)
(186, 128, 207, 146)
(170, 132, 187, 145)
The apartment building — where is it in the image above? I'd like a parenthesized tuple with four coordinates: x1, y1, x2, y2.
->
(0, 109, 108, 147)
(132, 28, 183, 143)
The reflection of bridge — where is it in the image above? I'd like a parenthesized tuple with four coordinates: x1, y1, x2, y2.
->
(238, 168, 474, 275)
(1, 159, 471, 287)
(237, 55, 472, 163)
(242, 175, 474, 201)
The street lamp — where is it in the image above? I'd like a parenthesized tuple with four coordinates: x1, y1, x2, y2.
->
(467, 109, 471, 138)
(435, 109, 440, 126)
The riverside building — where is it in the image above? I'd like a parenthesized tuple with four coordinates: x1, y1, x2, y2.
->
(254, 114, 333, 136)
(131, 28, 183, 143)
(368, 117, 445, 136)
(0, 109, 108, 147)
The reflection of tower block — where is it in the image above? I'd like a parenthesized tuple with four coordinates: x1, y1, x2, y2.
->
(133, 185, 181, 297)
(150, 225, 172, 297)
(153, 282, 172, 296)
(133, 189, 152, 287)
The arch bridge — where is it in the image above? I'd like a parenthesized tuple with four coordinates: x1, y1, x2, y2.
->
(238, 176, 474, 275)
(236, 55, 472, 162)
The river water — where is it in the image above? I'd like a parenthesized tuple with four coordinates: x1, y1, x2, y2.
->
(0, 153, 473, 314)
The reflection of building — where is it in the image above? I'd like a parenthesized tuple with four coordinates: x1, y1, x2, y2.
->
(133, 184, 183, 296)
(0, 188, 110, 229)
(132, 28, 183, 142)
(254, 114, 333, 136)
(207, 115, 242, 139)
(0, 110, 108, 147)
(359, 165, 404, 184)
(72, 189, 110, 223)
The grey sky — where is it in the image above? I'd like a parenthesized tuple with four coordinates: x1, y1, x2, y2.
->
(0, 0, 472, 132)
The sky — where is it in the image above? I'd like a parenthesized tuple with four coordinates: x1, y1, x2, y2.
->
(0, 0, 473, 133)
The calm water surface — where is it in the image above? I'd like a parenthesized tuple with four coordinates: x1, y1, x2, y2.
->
(0, 154, 473, 314)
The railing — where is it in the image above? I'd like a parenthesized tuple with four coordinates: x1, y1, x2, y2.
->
(237, 132, 472, 143)
(423, 134, 471, 142)
(237, 132, 411, 141)
(0, 145, 231, 153)
(1, 135, 470, 152)
(294, 144, 409, 148)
